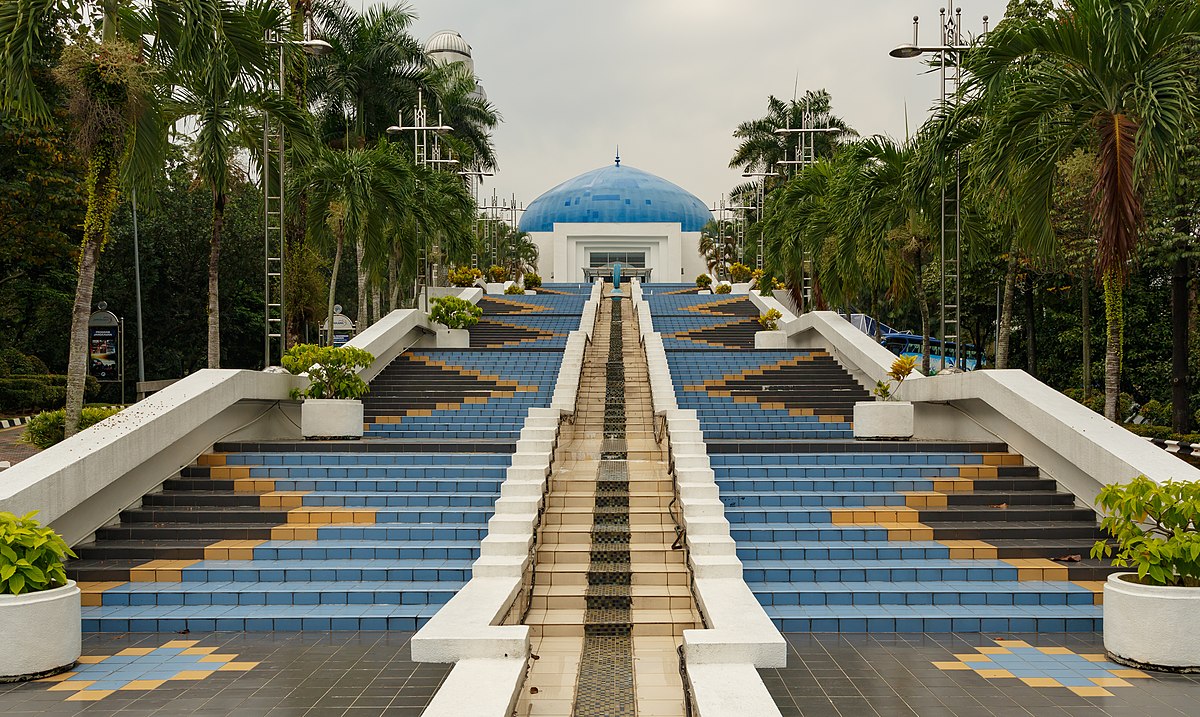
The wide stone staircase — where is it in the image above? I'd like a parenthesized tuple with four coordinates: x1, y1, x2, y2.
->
(649, 289, 1113, 634)
(517, 287, 700, 717)
(68, 297, 570, 632)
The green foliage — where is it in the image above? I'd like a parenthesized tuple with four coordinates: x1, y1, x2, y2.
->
(695, 274, 712, 289)
(487, 265, 509, 283)
(20, 405, 122, 449)
(758, 308, 783, 331)
(428, 296, 482, 330)
(729, 262, 754, 283)
(0, 349, 49, 376)
(1063, 388, 1134, 421)
(281, 344, 374, 401)
(448, 266, 481, 287)
(0, 374, 99, 413)
(873, 355, 918, 401)
(714, 283, 731, 294)
(522, 272, 542, 289)
(1139, 400, 1172, 427)
(0, 511, 76, 596)
(1122, 423, 1200, 444)
(504, 284, 524, 295)
(1092, 476, 1200, 587)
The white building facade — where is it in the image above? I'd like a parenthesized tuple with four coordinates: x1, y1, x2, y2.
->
(519, 160, 712, 283)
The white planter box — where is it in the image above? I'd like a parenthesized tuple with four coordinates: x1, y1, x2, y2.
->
(1104, 572, 1200, 671)
(301, 398, 364, 440)
(754, 330, 787, 349)
(731, 282, 752, 295)
(0, 581, 80, 681)
(697, 290, 712, 295)
(485, 282, 507, 294)
(436, 328, 471, 349)
(853, 401, 914, 440)
(524, 290, 536, 295)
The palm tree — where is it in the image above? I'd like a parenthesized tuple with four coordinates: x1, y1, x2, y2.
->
(309, 0, 426, 147)
(729, 90, 853, 176)
(967, 0, 1200, 421)
(2, 0, 291, 434)
(292, 141, 413, 345)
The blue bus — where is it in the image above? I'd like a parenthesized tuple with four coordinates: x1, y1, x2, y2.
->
(880, 332, 983, 372)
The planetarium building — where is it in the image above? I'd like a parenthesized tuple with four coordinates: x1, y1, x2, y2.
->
(519, 158, 712, 283)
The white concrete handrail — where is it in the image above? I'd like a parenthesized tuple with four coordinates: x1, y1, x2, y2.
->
(0, 304, 446, 546)
(415, 287, 601, 717)
(636, 288, 786, 717)
(0, 370, 303, 545)
(781, 310, 1200, 505)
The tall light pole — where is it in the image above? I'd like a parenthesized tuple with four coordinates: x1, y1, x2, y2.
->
(458, 170, 493, 269)
(262, 32, 331, 367)
(742, 171, 780, 271)
(773, 105, 840, 311)
(890, 4, 988, 370)
(386, 91, 455, 308)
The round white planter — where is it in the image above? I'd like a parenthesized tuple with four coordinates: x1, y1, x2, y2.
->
(301, 398, 364, 440)
(1104, 572, 1200, 671)
(0, 581, 81, 682)
(853, 401, 914, 440)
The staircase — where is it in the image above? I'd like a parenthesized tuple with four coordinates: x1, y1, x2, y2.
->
(517, 287, 699, 717)
(649, 290, 1111, 633)
(70, 299, 565, 632)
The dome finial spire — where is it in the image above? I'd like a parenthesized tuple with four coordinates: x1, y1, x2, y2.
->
(615, 146, 620, 167)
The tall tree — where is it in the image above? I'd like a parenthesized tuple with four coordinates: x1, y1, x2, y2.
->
(968, 0, 1200, 421)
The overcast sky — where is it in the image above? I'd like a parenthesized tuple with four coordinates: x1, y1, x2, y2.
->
(375, 1, 1012, 209)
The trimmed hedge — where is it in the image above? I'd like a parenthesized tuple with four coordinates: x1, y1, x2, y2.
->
(0, 374, 100, 413)
(20, 406, 123, 449)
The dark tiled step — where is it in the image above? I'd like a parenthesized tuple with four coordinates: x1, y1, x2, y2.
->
(141, 491, 264, 508)
(96, 523, 277, 541)
(927, 521, 1104, 541)
(919, 506, 1097, 523)
(119, 506, 289, 524)
(73, 539, 212, 561)
(704, 441, 1011, 454)
(944, 491, 1076, 507)
(214, 440, 516, 454)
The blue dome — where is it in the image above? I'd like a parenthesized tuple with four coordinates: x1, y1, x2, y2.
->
(520, 163, 712, 233)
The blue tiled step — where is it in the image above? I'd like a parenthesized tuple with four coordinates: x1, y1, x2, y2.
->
(82, 604, 442, 633)
(250, 466, 509, 479)
(764, 604, 1102, 633)
(720, 492, 913, 508)
(750, 581, 1096, 607)
(718, 479, 948, 492)
(735, 541, 952, 561)
(179, 559, 473, 583)
(306, 525, 489, 541)
(704, 430, 853, 440)
(252, 540, 481, 561)
(708, 454, 985, 467)
(742, 559, 1020, 582)
(363, 430, 522, 439)
(298, 492, 498, 508)
(225, 453, 513, 466)
(99, 580, 463, 606)
(729, 525, 892, 542)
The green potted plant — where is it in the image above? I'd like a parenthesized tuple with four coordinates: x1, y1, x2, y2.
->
(696, 274, 713, 293)
(282, 344, 375, 440)
(448, 266, 482, 288)
(504, 283, 525, 295)
(1, 511, 80, 681)
(523, 272, 542, 290)
(729, 262, 754, 291)
(485, 265, 510, 294)
(1092, 476, 1200, 670)
(428, 296, 482, 348)
(714, 283, 732, 294)
(854, 355, 918, 440)
(754, 308, 788, 349)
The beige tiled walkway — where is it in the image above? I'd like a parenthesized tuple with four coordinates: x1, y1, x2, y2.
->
(515, 290, 699, 717)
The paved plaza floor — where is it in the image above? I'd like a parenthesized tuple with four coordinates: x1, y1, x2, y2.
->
(763, 632, 1200, 717)
(3, 631, 1198, 716)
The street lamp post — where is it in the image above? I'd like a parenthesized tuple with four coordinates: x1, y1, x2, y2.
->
(386, 91, 456, 309)
(890, 3, 988, 370)
(458, 170, 493, 269)
(742, 171, 780, 271)
(262, 32, 331, 368)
